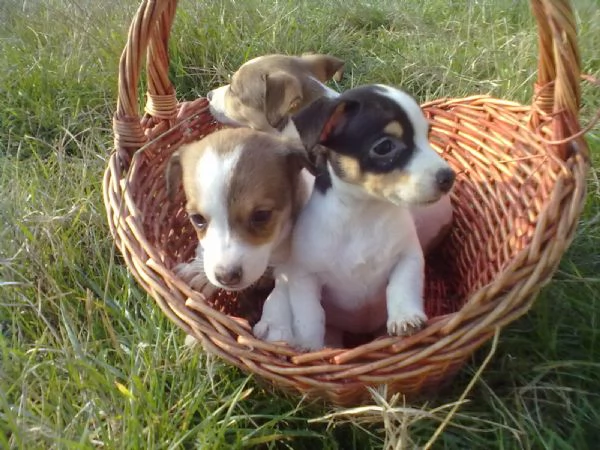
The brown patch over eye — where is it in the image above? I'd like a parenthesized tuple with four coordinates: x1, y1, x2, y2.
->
(331, 154, 410, 200)
(383, 121, 404, 139)
(233, 207, 282, 245)
(226, 132, 297, 246)
(249, 209, 273, 229)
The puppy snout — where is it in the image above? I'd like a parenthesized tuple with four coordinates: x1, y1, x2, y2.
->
(435, 168, 456, 193)
(214, 265, 242, 286)
(206, 90, 214, 102)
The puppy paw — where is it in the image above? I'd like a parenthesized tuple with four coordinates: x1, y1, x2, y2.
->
(174, 262, 218, 298)
(387, 311, 427, 337)
(295, 339, 326, 352)
(184, 334, 200, 348)
(293, 332, 326, 352)
(292, 315, 326, 352)
(253, 320, 295, 345)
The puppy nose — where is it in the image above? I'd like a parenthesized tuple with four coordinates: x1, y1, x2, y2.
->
(435, 168, 456, 193)
(214, 265, 242, 286)
(206, 90, 213, 102)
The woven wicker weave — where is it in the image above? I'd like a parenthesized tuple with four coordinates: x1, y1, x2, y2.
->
(103, 0, 592, 406)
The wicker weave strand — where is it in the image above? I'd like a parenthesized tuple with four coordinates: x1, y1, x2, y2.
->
(145, 93, 178, 119)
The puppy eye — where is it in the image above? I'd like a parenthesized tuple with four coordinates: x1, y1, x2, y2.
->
(250, 209, 272, 227)
(189, 213, 208, 230)
(370, 138, 396, 157)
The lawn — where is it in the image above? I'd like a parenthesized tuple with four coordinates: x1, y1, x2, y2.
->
(1, 0, 599, 448)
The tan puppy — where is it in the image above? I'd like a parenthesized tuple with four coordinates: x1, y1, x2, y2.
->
(207, 53, 344, 132)
(167, 128, 314, 297)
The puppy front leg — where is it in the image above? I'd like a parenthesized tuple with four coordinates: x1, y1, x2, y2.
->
(287, 269, 326, 351)
(386, 245, 427, 337)
(175, 245, 219, 298)
(253, 276, 295, 345)
(177, 246, 220, 348)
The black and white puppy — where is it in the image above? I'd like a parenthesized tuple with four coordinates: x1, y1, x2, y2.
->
(253, 84, 456, 350)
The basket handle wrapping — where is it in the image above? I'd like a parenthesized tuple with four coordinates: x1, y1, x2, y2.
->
(530, 0, 586, 161)
(113, 0, 178, 162)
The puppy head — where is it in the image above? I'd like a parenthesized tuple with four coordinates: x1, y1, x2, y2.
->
(292, 84, 455, 205)
(207, 54, 344, 132)
(166, 128, 312, 291)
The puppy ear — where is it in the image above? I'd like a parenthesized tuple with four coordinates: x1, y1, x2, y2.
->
(264, 71, 303, 128)
(301, 53, 345, 82)
(166, 150, 183, 203)
(278, 140, 318, 176)
(292, 96, 360, 151)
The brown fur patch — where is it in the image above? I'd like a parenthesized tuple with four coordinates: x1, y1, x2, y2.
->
(362, 171, 410, 199)
(333, 154, 410, 199)
(227, 132, 299, 246)
(384, 121, 404, 139)
(335, 155, 361, 182)
(300, 53, 345, 82)
(177, 144, 207, 211)
(264, 71, 303, 128)
(177, 130, 252, 239)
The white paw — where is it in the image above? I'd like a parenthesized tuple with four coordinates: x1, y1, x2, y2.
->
(291, 314, 326, 351)
(253, 320, 295, 345)
(184, 334, 199, 348)
(293, 327, 326, 352)
(387, 310, 427, 337)
(174, 261, 218, 297)
(295, 336, 326, 352)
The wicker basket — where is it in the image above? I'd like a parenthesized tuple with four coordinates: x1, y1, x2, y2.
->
(103, 0, 592, 406)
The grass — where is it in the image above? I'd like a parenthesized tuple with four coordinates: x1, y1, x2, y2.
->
(1, 0, 599, 448)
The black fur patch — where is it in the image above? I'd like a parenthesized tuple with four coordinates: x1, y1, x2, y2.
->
(312, 145, 333, 193)
(292, 85, 421, 195)
(292, 85, 425, 195)
(314, 165, 332, 193)
(319, 85, 417, 176)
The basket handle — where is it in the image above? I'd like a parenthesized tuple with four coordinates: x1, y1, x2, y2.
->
(530, 0, 586, 161)
(111, 0, 587, 163)
(113, 0, 179, 163)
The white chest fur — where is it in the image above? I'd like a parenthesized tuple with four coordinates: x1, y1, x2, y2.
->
(255, 173, 429, 350)
(289, 183, 418, 333)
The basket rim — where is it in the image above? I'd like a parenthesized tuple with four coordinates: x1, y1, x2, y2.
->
(103, 94, 590, 362)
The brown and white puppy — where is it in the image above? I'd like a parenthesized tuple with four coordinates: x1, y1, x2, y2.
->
(206, 53, 344, 133)
(166, 128, 314, 294)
